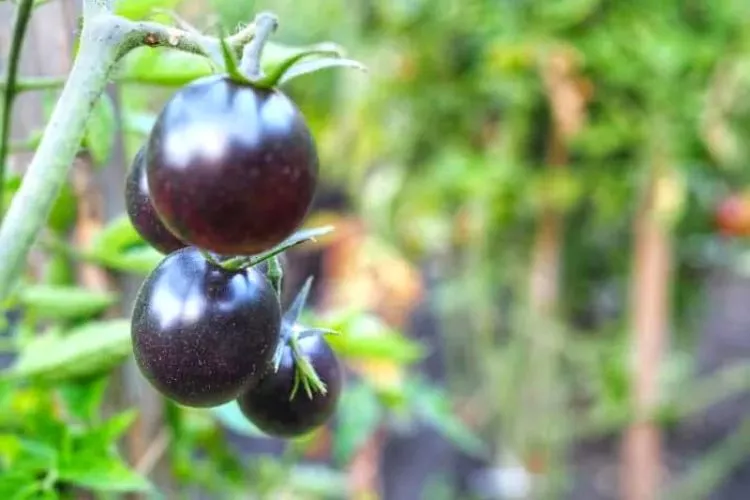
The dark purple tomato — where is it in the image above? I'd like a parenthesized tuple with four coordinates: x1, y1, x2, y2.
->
(131, 247, 282, 408)
(237, 333, 343, 438)
(125, 146, 186, 254)
(146, 74, 319, 256)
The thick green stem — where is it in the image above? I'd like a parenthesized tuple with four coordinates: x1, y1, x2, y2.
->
(0, 18, 120, 303)
(240, 12, 278, 79)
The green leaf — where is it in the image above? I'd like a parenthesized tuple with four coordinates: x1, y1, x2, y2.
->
(84, 93, 117, 166)
(210, 401, 264, 437)
(322, 312, 426, 364)
(54, 410, 146, 493)
(42, 253, 75, 286)
(115, 0, 182, 20)
(2, 175, 21, 214)
(96, 409, 139, 442)
(5, 175, 76, 234)
(0, 469, 43, 500)
(59, 454, 150, 493)
(58, 376, 109, 424)
(0, 434, 57, 475)
(332, 381, 382, 466)
(117, 47, 214, 87)
(405, 380, 488, 459)
(279, 57, 367, 86)
(47, 182, 78, 234)
(93, 246, 165, 275)
(90, 214, 145, 254)
(2, 319, 133, 384)
(18, 285, 117, 320)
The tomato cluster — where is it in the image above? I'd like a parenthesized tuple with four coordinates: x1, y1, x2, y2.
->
(125, 72, 342, 438)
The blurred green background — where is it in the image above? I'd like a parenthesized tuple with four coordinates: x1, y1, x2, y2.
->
(4, 0, 750, 499)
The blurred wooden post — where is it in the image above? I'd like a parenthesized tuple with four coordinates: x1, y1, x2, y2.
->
(621, 150, 674, 500)
(520, 49, 588, 488)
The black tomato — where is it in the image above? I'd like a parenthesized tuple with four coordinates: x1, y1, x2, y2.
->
(237, 333, 343, 438)
(146, 74, 319, 256)
(125, 146, 186, 254)
(131, 247, 282, 408)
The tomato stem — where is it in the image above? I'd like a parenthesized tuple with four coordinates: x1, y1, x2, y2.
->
(0, 0, 35, 222)
(0, 16, 121, 304)
(199, 249, 222, 267)
(0, 10, 265, 305)
(217, 226, 335, 271)
(240, 12, 278, 80)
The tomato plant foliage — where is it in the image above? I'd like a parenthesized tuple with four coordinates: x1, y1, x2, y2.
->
(0, 0, 480, 497)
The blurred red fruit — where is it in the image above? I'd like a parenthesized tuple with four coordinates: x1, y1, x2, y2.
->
(716, 194, 750, 237)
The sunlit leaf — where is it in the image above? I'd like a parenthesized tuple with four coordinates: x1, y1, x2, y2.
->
(59, 455, 150, 493)
(117, 47, 214, 87)
(18, 285, 117, 320)
(320, 311, 426, 363)
(90, 213, 144, 255)
(115, 0, 182, 20)
(2, 319, 132, 384)
(58, 377, 109, 424)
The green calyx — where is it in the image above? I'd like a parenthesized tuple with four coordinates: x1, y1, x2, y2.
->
(271, 277, 340, 400)
(213, 11, 367, 89)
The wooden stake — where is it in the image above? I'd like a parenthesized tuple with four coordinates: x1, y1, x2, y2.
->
(621, 166, 673, 500)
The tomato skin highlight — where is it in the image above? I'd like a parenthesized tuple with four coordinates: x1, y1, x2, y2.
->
(124, 146, 186, 254)
(237, 334, 343, 438)
(146, 74, 319, 256)
(131, 247, 282, 408)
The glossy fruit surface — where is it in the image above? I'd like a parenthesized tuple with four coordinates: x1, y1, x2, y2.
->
(237, 333, 342, 438)
(715, 193, 750, 237)
(131, 247, 281, 407)
(125, 146, 186, 254)
(147, 74, 319, 255)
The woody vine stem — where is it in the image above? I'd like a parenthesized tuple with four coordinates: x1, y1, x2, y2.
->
(0, 1, 268, 304)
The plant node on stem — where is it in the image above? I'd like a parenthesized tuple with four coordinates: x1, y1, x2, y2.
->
(240, 12, 279, 79)
(0, 10, 275, 305)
